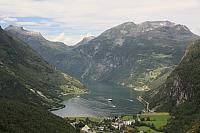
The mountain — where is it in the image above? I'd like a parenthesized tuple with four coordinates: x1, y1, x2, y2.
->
(0, 26, 84, 132)
(147, 39, 200, 109)
(6, 21, 199, 90)
(5, 25, 74, 65)
(146, 40, 200, 133)
(72, 21, 199, 89)
(0, 99, 76, 133)
(0, 26, 86, 109)
(74, 36, 95, 48)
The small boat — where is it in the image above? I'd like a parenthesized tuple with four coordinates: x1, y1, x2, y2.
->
(77, 95, 80, 98)
(108, 99, 112, 102)
(128, 99, 133, 102)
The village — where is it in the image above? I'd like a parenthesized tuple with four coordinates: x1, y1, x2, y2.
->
(66, 112, 170, 133)
(64, 96, 170, 133)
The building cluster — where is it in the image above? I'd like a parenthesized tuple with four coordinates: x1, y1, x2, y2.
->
(76, 116, 140, 133)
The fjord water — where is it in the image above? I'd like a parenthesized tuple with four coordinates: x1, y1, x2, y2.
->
(52, 82, 144, 117)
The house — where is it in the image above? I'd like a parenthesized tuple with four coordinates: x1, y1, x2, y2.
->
(98, 126, 104, 131)
(81, 125, 92, 133)
(123, 120, 135, 125)
(112, 122, 119, 129)
(118, 123, 124, 130)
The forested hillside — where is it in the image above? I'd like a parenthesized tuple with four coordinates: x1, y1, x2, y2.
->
(146, 40, 200, 132)
(0, 100, 76, 133)
(0, 26, 86, 108)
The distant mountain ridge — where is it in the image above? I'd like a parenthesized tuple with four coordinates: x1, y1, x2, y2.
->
(0, 26, 86, 109)
(5, 25, 73, 64)
(74, 36, 95, 47)
(5, 21, 199, 90)
(72, 21, 198, 89)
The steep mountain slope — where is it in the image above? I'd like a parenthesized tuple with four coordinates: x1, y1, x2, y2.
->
(0, 26, 85, 109)
(146, 40, 200, 133)
(5, 25, 88, 78)
(5, 25, 73, 64)
(6, 21, 199, 90)
(73, 21, 199, 89)
(74, 36, 95, 48)
(148, 39, 200, 109)
(0, 100, 76, 133)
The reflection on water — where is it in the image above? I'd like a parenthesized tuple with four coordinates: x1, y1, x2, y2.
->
(52, 82, 144, 117)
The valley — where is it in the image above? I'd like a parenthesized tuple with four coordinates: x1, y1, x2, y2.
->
(52, 81, 144, 117)
(65, 112, 170, 133)
(5, 21, 199, 91)
(0, 20, 200, 133)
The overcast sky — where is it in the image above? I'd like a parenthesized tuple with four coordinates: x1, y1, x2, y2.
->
(0, 0, 200, 45)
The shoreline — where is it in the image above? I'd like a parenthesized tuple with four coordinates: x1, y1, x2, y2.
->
(60, 90, 89, 96)
(50, 90, 89, 112)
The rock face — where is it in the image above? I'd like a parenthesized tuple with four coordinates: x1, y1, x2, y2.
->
(72, 21, 198, 89)
(148, 40, 200, 108)
(74, 36, 95, 48)
(145, 40, 200, 133)
(5, 21, 199, 90)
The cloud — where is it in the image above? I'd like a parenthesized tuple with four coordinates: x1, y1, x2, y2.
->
(16, 21, 38, 25)
(2, 17, 17, 22)
(47, 32, 95, 45)
(0, 16, 18, 26)
(0, 0, 200, 42)
(0, 0, 199, 25)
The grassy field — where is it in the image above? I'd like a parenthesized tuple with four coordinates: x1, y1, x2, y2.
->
(137, 126, 162, 133)
(67, 117, 103, 123)
(66, 113, 170, 133)
(140, 112, 170, 129)
(122, 115, 135, 121)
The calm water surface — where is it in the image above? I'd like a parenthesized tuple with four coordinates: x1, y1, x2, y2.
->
(52, 82, 144, 117)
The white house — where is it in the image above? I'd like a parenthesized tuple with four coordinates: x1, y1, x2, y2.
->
(81, 125, 91, 133)
(98, 126, 104, 131)
(123, 120, 135, 125)
(112, 122, 119, 129)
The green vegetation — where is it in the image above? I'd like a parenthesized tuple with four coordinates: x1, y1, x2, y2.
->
(146, 40, 200, 132)
(152, 52, 172, 59)
(96, 131, 110, 133)
(67, 117, 103, 123)
(165, 104, 200, 133)
(6, 23, 198, 92)
(60, 73, 86, 93)
(127, 64, 172, 91)
(0, 28, 86, 108)
(143, 65, 167, 84)
(137, 126, 162, 133)
(0, 100, 76, 133)
(70, 113, 170, 133)
(122, 115, 136, 121)
(0, 28, 82, 133)
(139, 113, 170, 129)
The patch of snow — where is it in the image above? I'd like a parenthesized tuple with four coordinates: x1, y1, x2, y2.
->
(159, 22, 168, 26)
(120, 29, 128, 35)
(145, 28, 153, 32)
(25, 31, 41, 37)
(94, 44, 100, 54)
(182, 25, 190, 31)
(115, 38, 124, 46)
